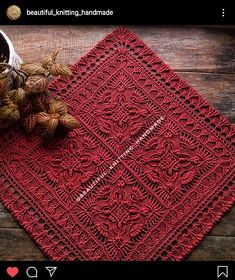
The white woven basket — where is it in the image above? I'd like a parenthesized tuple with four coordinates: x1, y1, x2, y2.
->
(0, 29, 22, 76)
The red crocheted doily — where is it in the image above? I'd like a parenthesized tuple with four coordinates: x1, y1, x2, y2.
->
(0, 28, 234, 260)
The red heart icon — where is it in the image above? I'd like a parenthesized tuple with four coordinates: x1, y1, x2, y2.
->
(6, 267, 19, 277)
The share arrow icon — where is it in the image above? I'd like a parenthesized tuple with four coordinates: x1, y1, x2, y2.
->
(46, 267, 57, 277)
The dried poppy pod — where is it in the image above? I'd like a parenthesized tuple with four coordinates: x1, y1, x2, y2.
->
(29, 92, 46, 112)
(49, 99, 67, 115)
(21, 63, 47, 76)
(0, 77, 11, 96)
(23, 114, 37, 133)
(35, 112, 50, 124)
(0, 94, 11, 106)
(24, 75, 48, 94)
(8, 88, 26, 106)
(45, 117, 59, 139)
(35, 111, 58, 140)
(14, 87, 26, 106)
(41, 48, 61, 67)
(34, 99, 79, 140)
(49, 99, 79, 130)
(49, 63, 72, 77)
(59, 114, 79, 130)
(0, 101, 20, 122)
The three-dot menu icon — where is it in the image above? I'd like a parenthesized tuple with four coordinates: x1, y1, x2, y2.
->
(222, 8, 225, 17)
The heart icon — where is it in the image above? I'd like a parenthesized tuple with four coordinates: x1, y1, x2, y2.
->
(6, 267, 19, 277)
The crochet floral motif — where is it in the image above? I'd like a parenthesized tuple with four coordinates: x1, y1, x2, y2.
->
(77, 167, 162, 260)
(0, 28, 234, 261)
(89, 72, 151, 146)
(131, 122, 216, 207)
(25, 130, 112, 206)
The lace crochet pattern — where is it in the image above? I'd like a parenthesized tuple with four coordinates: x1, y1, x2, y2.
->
(0, 28, 234, 260)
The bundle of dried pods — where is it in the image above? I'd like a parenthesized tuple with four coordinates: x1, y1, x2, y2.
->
(0, 49, 79, 140)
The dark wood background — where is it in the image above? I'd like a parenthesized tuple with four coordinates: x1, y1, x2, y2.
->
(0, 26, 234, 261)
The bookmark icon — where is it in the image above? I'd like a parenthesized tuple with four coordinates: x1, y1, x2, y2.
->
(217, 266, 228, 278)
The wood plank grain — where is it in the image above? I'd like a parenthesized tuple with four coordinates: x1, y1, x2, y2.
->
(177, 72, 235, 123)
(210, 207, 235, 237)
(0, 202, 18, 228)
(0, 229, 46, 261)
(0, 26, 234, 73)
(188, 236, 235, 261)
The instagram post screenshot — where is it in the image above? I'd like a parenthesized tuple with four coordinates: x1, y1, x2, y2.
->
(0, 1, 234, 279)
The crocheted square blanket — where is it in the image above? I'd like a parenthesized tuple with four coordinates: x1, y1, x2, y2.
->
(0, 28, 234, 260)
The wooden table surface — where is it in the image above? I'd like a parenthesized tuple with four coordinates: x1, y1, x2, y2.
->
(0, 25, 234, 261)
